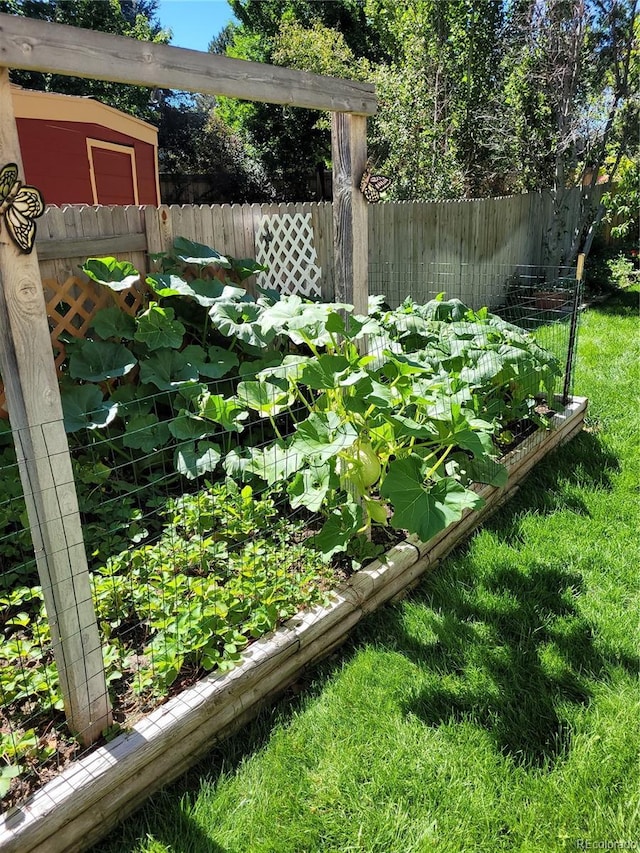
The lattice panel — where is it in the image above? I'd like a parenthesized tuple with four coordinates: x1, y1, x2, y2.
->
(0, 275, 145, 418)
(255, 213, 322, 298)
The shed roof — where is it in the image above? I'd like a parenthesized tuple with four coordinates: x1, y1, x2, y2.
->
(11, 85, 158, 145)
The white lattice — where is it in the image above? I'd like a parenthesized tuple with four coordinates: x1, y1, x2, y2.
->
(255, 213, 322, 298)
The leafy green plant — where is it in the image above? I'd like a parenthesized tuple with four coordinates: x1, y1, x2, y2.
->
(91, 480, 334, 694)
(607, 254, 636, 289)
(54, 239, 561, 564)
(190, 290, 559, 558)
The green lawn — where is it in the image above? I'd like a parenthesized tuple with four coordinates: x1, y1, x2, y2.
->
(96, 290, 640, 853)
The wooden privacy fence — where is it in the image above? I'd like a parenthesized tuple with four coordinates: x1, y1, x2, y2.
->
(0, 189, 585, 418)
(36, 192, 584, 289)
(35, 187, 584, 304)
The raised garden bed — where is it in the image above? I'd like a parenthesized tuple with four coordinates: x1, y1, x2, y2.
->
(0, 395, 587, 853)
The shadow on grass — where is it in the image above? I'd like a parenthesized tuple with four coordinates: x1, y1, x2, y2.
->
(359, 423, 635, 770)
(98, 803, 231, 853)
(587, 288, 639, 317)
(382, 556, 637, 768)
(467, 431, 620, 551)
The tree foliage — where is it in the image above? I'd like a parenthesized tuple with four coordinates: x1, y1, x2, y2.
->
(499, 0, 638, 263)
(220, 0, 636, 261)
(0, 0, 170, 119)
(156, 93, 275, 202)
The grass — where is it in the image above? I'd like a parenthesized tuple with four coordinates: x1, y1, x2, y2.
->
(95, 289, 640, 853)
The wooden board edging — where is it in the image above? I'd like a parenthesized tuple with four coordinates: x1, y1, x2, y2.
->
(0, 396, 587, 853)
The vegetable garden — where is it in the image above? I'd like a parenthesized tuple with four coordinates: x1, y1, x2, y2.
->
(1, 235, 577, 809)
(0, 12, 587, 853)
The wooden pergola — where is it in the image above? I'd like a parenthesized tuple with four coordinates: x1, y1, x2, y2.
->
(0, 12, 376, 743)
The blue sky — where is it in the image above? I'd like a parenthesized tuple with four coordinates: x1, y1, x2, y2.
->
(157, 1, 237, 53)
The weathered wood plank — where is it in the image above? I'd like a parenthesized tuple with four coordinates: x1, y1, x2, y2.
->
(0, 67, 111, 745)
(0, 13, 376, 116)
(331, 113, 368, 313)
(35, 231, 146, 260)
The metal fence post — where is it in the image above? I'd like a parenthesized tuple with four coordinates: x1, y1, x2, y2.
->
(563, 253, 585, 404)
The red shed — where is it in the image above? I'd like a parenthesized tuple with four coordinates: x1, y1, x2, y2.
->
(12, 85, 160, 206)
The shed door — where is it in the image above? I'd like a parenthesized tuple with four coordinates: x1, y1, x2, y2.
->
(87, 140, 139, 205)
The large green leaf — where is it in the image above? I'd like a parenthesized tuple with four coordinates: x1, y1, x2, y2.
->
(172, 237, 231, 267)
(69, 340, 137, 382)
(258, 295, 306, 334)
(256, 354, 310, 383)
(110, 383, 155, 417)
(174, 441, 221, 480)
(134, 304, 185, 351)
(246, 442, 304, 485)
(199, 393, 248, 433)
(325, 311, 381, 340)
(299, 355, 352, 390)
(222, 448, 251, 480)
(122, 415, 171, 452)
(258, 297, 350, 347)
(168, 411, 213, 441)
(139, 350, 198, 390)
(380, 456, 484, 542)
(236, 380, 294, 417)
(146, 274, 246, 306)
(81, 257, 140, 291)
(91, 306, 136, 341)
(288, 463, 335, 512)
(230, 257, 267, 281)
(210, 301, 271, 347)
(61, 385, 118, 432)
(312, 500, 363, 560)
(290, 412, 357, 464)
(181, 345, 238, 379)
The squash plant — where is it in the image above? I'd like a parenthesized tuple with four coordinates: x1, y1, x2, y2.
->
(57, 237, 560, 562)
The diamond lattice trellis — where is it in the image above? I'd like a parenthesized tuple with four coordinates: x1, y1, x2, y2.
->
(255, 213, 322, 298)
(0, 275, 145, 418)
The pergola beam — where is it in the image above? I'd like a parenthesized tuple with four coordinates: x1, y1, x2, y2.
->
(0, 13, 376, 116)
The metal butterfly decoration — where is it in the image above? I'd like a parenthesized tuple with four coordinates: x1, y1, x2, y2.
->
(359, 160, 391, 203)
(0, 162, 45, 254)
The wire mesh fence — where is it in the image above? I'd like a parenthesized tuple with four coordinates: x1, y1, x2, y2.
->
(369, 261, 582, 398)
(1, 257, 583, 811)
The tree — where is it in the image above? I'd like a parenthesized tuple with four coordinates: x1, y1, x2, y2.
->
(230, 0, 387, 62)
(500, 0, 638, 265)
(0, 0, 170, 119)
(601, 153, 639, 241)
(156, 92, 275, 202)
(212, 1, 389, 200)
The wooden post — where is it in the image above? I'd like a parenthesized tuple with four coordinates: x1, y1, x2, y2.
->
(0, 67, 111, 744)
(331, 113, 368, 315)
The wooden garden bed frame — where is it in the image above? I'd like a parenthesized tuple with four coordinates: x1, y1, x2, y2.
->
(0, 396, 587, 853)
